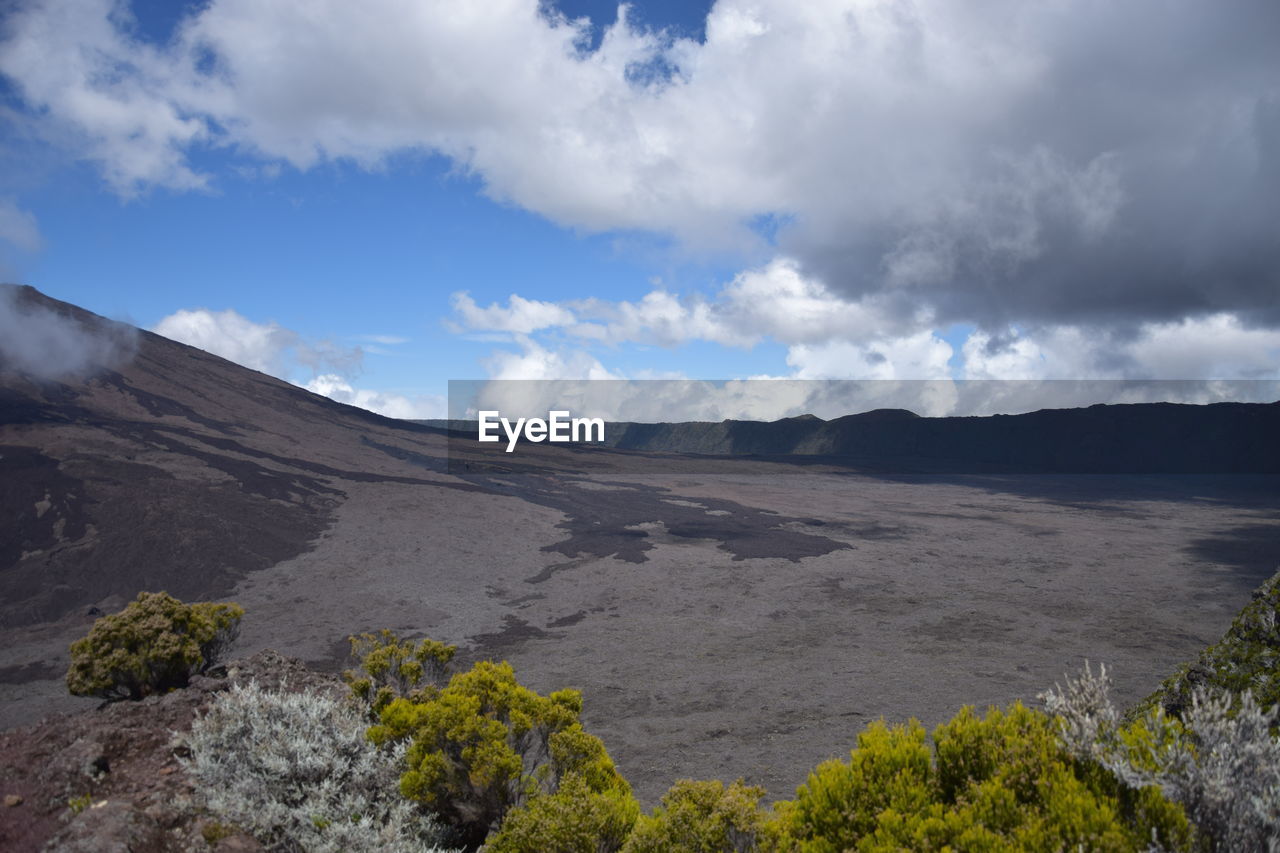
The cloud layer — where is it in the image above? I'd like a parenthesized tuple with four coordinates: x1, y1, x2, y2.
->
(152, 307, 443, 418)
(153, 308, 362, 377)
(0, 285, 136, 379)
(3, 0, 1277, 376)
(303, 374, 445, 420)
(450, 258, 1280, 381)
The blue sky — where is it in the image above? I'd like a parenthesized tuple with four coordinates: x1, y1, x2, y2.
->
(1, 1, 1278, 418)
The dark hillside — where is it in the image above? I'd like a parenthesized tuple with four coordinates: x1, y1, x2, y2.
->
(601, 403, 1279, 473)
(0, 284, 453, 627)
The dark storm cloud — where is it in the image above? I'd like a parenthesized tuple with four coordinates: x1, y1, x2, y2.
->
(784, 1, 1280, 333)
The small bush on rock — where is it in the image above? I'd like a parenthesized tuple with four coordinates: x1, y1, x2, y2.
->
(66, 591, 242, 701)
(177, 680, 454, 853)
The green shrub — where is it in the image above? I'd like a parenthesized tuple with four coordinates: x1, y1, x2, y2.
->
(486, 722, 638, 853)
(344, 629, 456, 715)
(623, 778, 770, 853)
(486, 773, 639, 853)
(66, 591, 243, 701)
(774, 719, 934, 852)
(369, 658, 625, 848)
(770, 703, 1190, 852)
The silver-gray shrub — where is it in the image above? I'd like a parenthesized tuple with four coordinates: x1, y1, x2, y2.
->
(176, 680, 455, 853)
(1041, 662, 1280, 852)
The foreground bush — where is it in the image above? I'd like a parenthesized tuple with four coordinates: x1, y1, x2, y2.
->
(623, 778, 770, 853)
(369, 658, 635, 849)
(177, 680, 453, 853)
(1044, 662, 1280, 852)
(770, 703, 1190, 852)
(66, 591, 242, 700)
(486, 772, 639, 853)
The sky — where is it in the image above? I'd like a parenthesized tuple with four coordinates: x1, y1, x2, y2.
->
(1, 0, 1278, 420)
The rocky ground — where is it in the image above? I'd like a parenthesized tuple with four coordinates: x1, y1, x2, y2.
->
(0, 651, 339, 853)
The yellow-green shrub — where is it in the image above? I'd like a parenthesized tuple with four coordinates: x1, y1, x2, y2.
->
(343, 629, 456, 714)
(486, 773, 639, 853)
(66, 591, 243, 701)
(623, 778, 770, 853)
(369, 658, 617, 848)
(775, 719, 935, 852)
(770, 703, 1191, 852)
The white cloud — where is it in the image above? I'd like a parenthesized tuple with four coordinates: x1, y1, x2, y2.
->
(451, 292, 577, 335)
(452, 257, 961, 384)
(481, 335, 619, 381)
(0, 0, 211, 194)
(0, 284, 136, 378)
(565, 258, 897, 349)
(706, 259, 911, 346)
(961, 329, 1062, 381)
(569, 289, 736, 347)
(304, 374, 444, 419)
(453, 257, 918, 352)
(4, 0, 1278, 376)
(0, 198, 43, 253)
(1124, 315, 1280, 380)
(961, 315, 1280, 381)
(152, 307, 362, 380)
(451, 260, 1280, 389)
(153, 308, 308, 376)
(154, 307, 447, 418)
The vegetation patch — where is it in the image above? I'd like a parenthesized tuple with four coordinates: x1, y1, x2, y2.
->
(1134, 571, 1280, 720)
(47, 578, 1280, 852)
(177, 679, 453, 853)
(66, 591, 242, 701)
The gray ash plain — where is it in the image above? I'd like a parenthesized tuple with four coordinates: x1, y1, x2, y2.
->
(3, 285, 1278, 804)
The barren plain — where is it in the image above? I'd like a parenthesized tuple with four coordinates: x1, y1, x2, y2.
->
(6, 452, 1276, 803)
(2, 286, 1278, 805)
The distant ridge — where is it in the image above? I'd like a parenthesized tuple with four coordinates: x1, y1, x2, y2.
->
(429, 399, 1280, 473)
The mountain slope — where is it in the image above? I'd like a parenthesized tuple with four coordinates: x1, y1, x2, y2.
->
(0, 284, 458, 627)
